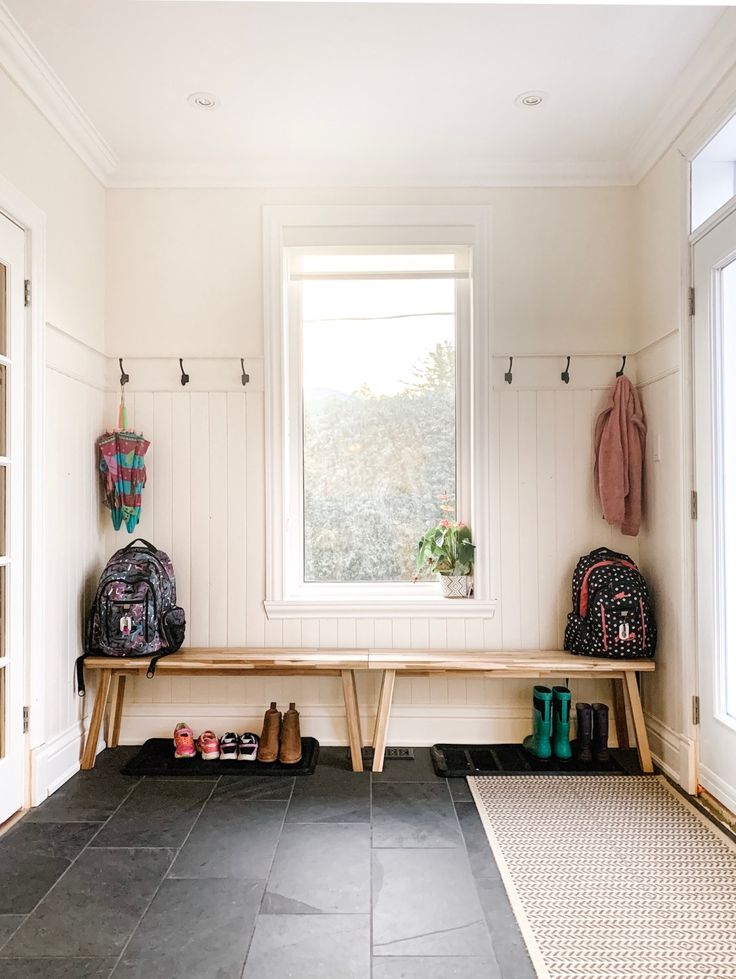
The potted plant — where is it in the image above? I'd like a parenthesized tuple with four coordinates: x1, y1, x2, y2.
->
(416, 520, 475, 598)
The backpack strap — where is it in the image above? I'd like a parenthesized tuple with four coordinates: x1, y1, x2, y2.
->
(125, 538, 157, 553)
(146, 653, 165, 679)
(75, 654, 87, 697)
(579, 559, 637, 617)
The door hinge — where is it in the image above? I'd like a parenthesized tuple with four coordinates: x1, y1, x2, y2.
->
(689, 286, 695, 317)
(691, 490, 698, 520)
(692, 695, 700, 726)
(23, 279, 31, 307)
(22, 705, 29, 734)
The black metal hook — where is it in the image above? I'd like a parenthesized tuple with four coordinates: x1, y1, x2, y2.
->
(240, 358, 250, 387)
(179, 358, 190, 386)
(119, 358, 129, 386)
(504, 357, 513, 385)
(616, 355, 626, 377)
(561, 356, 571, 385)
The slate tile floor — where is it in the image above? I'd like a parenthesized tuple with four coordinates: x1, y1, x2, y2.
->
(0, 746, 534, 979)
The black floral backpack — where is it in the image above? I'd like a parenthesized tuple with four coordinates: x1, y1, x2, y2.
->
(76, 539, 186, 695)
(564, 547, 656, 659)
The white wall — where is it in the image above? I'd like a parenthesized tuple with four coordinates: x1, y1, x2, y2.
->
(103, 186, 639, 747)
(0, 68, 108, 799)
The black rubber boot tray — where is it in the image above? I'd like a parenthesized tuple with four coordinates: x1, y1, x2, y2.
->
(430, 743, 642, 777)
(122, 737, 319, 776)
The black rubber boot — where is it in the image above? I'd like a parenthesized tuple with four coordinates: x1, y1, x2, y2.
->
(592, 702, 610, 763)
(575, 702, 593, 762)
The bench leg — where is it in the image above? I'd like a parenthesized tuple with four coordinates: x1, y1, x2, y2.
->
(81, 669, 112, 770)
(611, 678, 630, 749)
(109, 675, 127, 749)
(341, 670, 363, 773)
(623, 671, 653, 773)
(372, 669, 396, 774)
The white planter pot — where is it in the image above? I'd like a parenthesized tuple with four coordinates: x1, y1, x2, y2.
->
(440, 574, 473, 598)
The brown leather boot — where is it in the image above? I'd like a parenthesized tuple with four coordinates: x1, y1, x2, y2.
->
(279, 702, 302, 765)
(257, 702, 281, 763)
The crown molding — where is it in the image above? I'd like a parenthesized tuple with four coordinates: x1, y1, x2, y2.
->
(0, 0, 118, 184)
(626, 7, 736, 185)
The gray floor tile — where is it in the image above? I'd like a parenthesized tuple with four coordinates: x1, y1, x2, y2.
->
(91, 779, 214, 848)
(448, 777, 473, 801)
(373, 848, 492, 957)
(263, 822, 371, 914)
(475, 877, 535, 979)
(169, 800, 286, 879)
(372, 781, 461, 848)
(454, 801, 502, 879)
(24, 772, 139, 824)
(0, 822, 101, 913)
(372, 955, 501, 978)
(1, 847, 175, 958)
(0, 915, 25, 949)
(243, 914, 370, 979)
(371, 748, 441, 782)
(215, 775, 295, 801)
(285, 762, 370, 823)
(0, 959, 116, 978)
(111, 877, 262, 979)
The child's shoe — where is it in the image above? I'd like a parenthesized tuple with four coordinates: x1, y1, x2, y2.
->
(173, 723, 195, 759)
(238, 732, 259, 761)
(196, 730, 220, 760)
(219, 732, 238, 761)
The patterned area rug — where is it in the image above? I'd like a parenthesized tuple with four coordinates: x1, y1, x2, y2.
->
(469, 775, 736, 979)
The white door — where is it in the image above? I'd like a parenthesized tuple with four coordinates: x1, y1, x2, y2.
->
(694, 205, 736, 813)
(0, 213, 25, 824)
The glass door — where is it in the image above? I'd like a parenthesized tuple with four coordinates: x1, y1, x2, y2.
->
(0, 212, 25, 824)
(694, 206, 736, 813)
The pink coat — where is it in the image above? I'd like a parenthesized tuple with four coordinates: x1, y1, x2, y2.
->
(594, 375, 646, 537)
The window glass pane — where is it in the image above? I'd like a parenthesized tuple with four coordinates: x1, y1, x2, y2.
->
(0, 364, 6, 457)
(302, 275, 456, 583)
(301, 252, 459, 275)
(0, 465, 6, 557)
(0, 263, 6, 357)
(723, 257, 736, 720)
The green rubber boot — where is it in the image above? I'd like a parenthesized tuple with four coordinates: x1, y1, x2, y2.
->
(552, 686, 572, 760)
(523, 686, 553, 759)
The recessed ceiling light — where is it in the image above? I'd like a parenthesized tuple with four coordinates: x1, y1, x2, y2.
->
(187, 92, 219, 109)
(515, 91, 547, 107)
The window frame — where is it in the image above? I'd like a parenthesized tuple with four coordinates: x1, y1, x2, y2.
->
(263, 205, 496, 619)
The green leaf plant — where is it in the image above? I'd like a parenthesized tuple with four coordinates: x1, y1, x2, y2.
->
(416, 520, 475, 577)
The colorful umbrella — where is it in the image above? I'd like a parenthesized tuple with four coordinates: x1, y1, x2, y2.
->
(97, 430, 150, 532)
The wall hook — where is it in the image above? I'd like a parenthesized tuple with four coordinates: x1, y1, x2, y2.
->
(504, 357, 513, 385)
(240, 358, 250, 387)
(616, 355, 626, 377)
(119, 358, 129, 386)
(561, 356, 571, 385)
(179, 358, 190, 386)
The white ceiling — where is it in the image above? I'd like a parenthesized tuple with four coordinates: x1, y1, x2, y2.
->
(1, 0, 733, 186)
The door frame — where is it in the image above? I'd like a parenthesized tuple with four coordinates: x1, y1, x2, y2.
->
(0, 174, 46, 811)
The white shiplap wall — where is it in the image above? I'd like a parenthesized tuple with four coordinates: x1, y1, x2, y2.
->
(103, 355, 639, 746)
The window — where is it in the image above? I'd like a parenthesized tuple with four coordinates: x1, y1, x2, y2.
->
(264, 206, 495, 617)
(692, 112, 736, 231)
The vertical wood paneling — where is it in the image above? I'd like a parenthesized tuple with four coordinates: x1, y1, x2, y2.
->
(171, 395, 192, 643)
(152, 394, 173, 555)
(226, 394, 248, 646)
(499, 391, 521, 647)
(536, 391, 557, 647)
(208, 393, 228, 646)
(189, 393, 210, 645)
(518, 391, 540, 649)
(245, 394, 266, 647)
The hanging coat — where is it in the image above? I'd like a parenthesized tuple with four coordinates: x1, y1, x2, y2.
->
(97, 431, 150, 533)
(594, 375, 646, 537)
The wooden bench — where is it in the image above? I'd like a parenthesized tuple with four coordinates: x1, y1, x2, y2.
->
(368, 649, 656, 774)
(80, 648, 369, 773)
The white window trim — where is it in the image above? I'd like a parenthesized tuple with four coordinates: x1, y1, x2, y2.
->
(263, 204, 496, 619)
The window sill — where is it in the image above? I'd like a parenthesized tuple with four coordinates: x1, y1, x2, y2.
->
(264, 598, 498, 620)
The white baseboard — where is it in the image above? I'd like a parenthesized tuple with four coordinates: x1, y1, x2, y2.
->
(30, 720, 106, 806)
(644, 711, 695, 790)
(697, 764, 736, 815)
(118, 701, 628, 750)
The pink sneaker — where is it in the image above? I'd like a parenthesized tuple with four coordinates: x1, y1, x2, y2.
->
(196, 730, 220, 760)
(173, 723, 195, 759)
